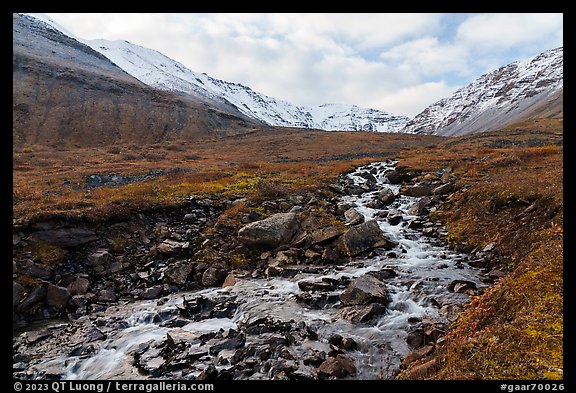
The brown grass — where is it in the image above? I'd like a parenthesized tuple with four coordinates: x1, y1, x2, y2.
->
(396, 128, 563, 380)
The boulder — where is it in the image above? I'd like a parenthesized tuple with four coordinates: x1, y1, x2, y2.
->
(238, 213, 299, 249)
(317, 355, 356, 378)
(139, 285, 163, 300)
(13, 281, 26, 307)
(202, 267, 228, 287)
(29, 228, 98, 248)
(67, 277, 90, 295)
(432, 182, 453, 195)
(408, 197, 431, 216)
(338, 220, 389, 257)
(447, 280, 477, 294)
(222, 273, 237, 288)
(157, 240, 189, 255)
(376, 188, 396, 205)
(400, 183, 432, 197)
(340, 275, 389, 306)
(88, 249, 114, 267)
(335, 304, 386, 323)
(46, 283, 70, 309)
(164, 263, 194, 286)
(306, 226, 343, 246)
(344, 208, 364, 226)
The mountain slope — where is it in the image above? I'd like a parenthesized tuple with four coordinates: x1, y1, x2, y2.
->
(401, 47, 563, 136)
(81, 38, 409, 132)
(13, 13, 258, 148)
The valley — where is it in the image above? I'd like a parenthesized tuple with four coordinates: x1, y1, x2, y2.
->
(12, 12, 563, 383)
(13, 124, 563, 380)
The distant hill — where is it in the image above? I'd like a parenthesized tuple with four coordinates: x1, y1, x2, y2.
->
(13, 13, 259, 148)
(401, 47, 563, 136)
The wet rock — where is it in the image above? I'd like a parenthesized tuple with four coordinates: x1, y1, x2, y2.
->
(303, 350, 327, 367)
(209, 333, 246, 356)
(338, 220, 390, 257)
(335, 304, 386, 323)
(265, 265, 299, 279)
(385, 169, 418, 184)
(329, 334, 357, 350)
(387, 211, 403, 226)
(13, 281, 25, 307)
(202, 267, 228, 287)
(139, 285, 163, 300)
(340, 275, 389, 306)
(29, 228, 98, 248)
(401, 345, 435, 368)
(344, 208, 364, 226)
(25, 330, 52, 344)
(298, 279, 336, 292)
(238, 213, 299, 249)
(367, 268, 397, 281)
(46, 283, 70, 309)
(376, 188, 396, 205)
(447, 280, 477, 294)
(222, 273, 237, 288)
(317, 354, 356, 379)
(85, 327, 107, 342)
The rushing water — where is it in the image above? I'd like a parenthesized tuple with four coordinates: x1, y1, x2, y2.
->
(20, 160, 483, 380)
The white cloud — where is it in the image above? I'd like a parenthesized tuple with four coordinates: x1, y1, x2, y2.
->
(41, 13, 563, 119)
(456, 13, 563, 52)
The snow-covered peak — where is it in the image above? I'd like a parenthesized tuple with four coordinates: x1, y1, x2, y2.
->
(83, 38, 409, 132)
(401, 47, 563, 136)
(22, 14, 408, 132)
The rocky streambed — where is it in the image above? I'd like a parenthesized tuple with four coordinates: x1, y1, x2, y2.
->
(13, 160, 503, 380)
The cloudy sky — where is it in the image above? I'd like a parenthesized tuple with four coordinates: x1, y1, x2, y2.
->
(40, 13, 563, 117)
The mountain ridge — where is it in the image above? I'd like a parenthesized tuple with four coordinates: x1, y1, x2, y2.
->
(400, 47, 563, 136)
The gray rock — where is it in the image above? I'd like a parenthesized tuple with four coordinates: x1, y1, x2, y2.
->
(96, 289, 117, 303)
(29, 228, 98, 248)
(13, 281, 26, 307)
(432, 182, 453, 195)
(400, 183, 432, 197)
(377, 188, 396, 205)
(202, 267, 228, 287)
(317, 355, 356, 378)
(88, 249, 113, 266)
(338, 220, 389, 257)
(344, 208, 364, 226)
(238, 213, 299, 249)
(67, 277, 90, 295)
(164, 262, 194, 286)
(335, 304, 387, 323)
(306, 226, 343, 246)
(447, 280, 477, 293)
(46, 283, 70, 309)
(340, 275, 389, 306)
(139, 285, 163, 300)
(157, 239, 189, 255)
(17, 286, 46, 311)
(408, 196, 431, 216)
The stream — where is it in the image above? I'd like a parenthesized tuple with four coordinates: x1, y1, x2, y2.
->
(14, 160, 484, 380)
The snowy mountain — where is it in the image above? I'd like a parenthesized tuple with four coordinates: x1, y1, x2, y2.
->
(82, 38, 409, 132)
(401, 47, 563, 136)
(25, 13, 408, 133)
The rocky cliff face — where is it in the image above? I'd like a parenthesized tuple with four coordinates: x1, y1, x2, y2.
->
(401, 47, 563, 136)
(12, 13, 258, 148)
